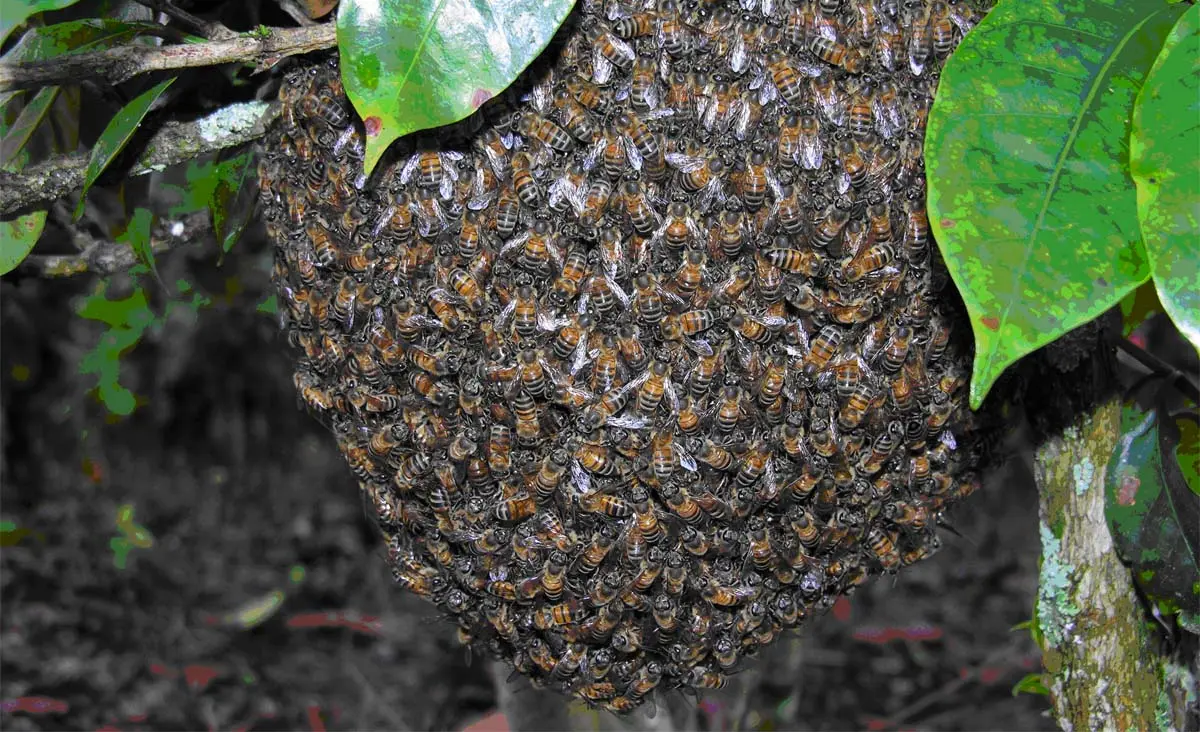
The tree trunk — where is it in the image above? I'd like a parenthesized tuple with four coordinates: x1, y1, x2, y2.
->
(1033, 398, 1196, 730)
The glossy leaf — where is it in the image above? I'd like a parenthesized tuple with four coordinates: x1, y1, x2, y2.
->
(0, 0, 85, 45)
(0, 86, 60, 168)
(1106, 403, 1200, 618)
(209, 147, 257, 253)
(926, 0, 1187, 409)
(2, 18, 166, 63)
(337, 0, 576, 176)
(1130, 4, 1200, 352)
(74, 77, 175, 220)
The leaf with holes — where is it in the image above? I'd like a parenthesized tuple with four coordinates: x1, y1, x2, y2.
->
(75, 77, 175, 220)
(337, 0, 576, 177)
(1106, 402, 1200, 619)
(1131, 4, 1200, 352)
(927, 0, 1187, 409)
(0, 0, 86, 45)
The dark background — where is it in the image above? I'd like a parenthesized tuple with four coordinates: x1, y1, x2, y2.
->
(1, 224, 1055, 731)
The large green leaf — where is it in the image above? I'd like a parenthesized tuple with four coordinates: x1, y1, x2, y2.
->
(0, 0, 85, 45)
(2, 17, 165, 63)
(1106, 402, 1200, 619)
(0, 79, 57, 274)
(74, 77, 175, 220)
(0, 211, 47, 275)
(926, 0, 1187, 409)
(1130, 4, 1200, 353)
(337, 0, 577, 177)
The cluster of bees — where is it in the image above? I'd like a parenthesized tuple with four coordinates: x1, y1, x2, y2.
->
(259, 0, 985, 712)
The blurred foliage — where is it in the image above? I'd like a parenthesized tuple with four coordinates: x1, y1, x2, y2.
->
(1106, 397, 1200, 628)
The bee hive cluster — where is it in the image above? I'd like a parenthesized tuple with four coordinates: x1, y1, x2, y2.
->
(260, 0, 985, 711)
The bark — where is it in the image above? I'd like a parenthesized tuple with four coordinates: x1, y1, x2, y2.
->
(1033, 399, 1196, 730)
(0, 100, 279, 217)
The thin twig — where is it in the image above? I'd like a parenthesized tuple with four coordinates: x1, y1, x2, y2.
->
(1114, 336, 1200, 404)
(0, 23, 336, 93)
(0, 100, 278, 217)
(131, 0, 238, 40)
(18, 211, 211, 277)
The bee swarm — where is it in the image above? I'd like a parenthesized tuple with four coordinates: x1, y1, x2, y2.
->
(260, 0, 985, 712)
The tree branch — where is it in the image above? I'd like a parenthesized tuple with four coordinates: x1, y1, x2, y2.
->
(0, 100, 279, 217)
(0, 23, 336, 93)
(131, 0, 238, 40)
(18, 210, 211, 277)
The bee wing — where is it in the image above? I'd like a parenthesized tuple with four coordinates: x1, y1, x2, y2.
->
(611, 34, 636, 62)
(399, 153, 420, 184)
(677, 444, 698, 473)
(665, 153, 706, 173)
(570, 460, 592, 496)
(575, 290, 591, 315)
(696, 176, 725, 211)
(332, 126, 355, 156)
(799, 133, 823, 170)
(700, 93, 718, 130)
(439, 175, 455, 200)
(608, 414, 650, 429)
(500, 231, 531, 258)
(593, 52, 614, 85)
(939, 429, 958, 451)
(468, 191, 496, 211)
(657, 284, 686, 309)
(603, 272, 630, 309)
(622, 136, 644, 171)
(760, 0, 775, 17)
(733, 100, 753, 140)
(570, 340, 595, 377)
(728, 35, 748, 73)
(493, 299, 517, 330)
(836, 170, 852, 195)
(751, 312, 787, 328)
(664, 379, 679, 415)
(537, 311, 571, 331)
(685, 337, 714, 358)
(583, 137, 607, 171)
(568, 180, 590, 217)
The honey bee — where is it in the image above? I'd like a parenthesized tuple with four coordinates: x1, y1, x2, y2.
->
(836, 138, 869, 190)
(904, 201, 930, 259)
(534, 597, 587, 630)
(554, 90, 600, 143)
(811, 28, 864, 73)
(587, 26, 635, 82)
(635, 360, 672, 415)
(906, 3, 932, 75)
(679, 524, 713, 556)
(487, 424, 513, 477)
(839, 382, 878, 430)
(550, 643, 587, 684)
(651, 593, 679, 634)
(519, 112, 573, 153)
(446, 267, 484, 313)
(843, 243, 897, 282)
(630, 56, 659, 112)
(590, 570, 626, 607)
(575, 442, 621, 479)
(615, 324, 650, 372)
(765, 51, 807, 106)
(712, 210, 746, 259)
(493, 186, 521, 239)
(668, 249, 706, 300)
(930, 1, 956, 57)
(621, 180, 658, 235)
(579, 179, 613, 228)
(702, 578, 752, 607)
(510, 152, 542, 207)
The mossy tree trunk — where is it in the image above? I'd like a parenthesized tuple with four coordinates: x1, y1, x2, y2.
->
(1033, 399, 1195, 730)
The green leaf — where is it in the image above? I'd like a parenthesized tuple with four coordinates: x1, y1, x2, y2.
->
(1012, 673, 1050, 697)
(74, 77, 175, 220)
(0, 211, 47, 275)
(2, 18, 165, 62)
(209, 147, 257, 253)
(0, 0, 85, 45)
(1130, 4, 1200, 353)
(0, 85, 60, 168)
(117, 207, 158, 278)
(1105, 402, 1200, 618)
(926, 0, 1187, 409)
(337, 0, 577, 176)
